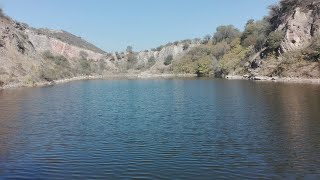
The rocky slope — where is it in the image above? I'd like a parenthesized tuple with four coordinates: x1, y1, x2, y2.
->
(0, 10, 198, 88)
(1, 0, 320, 88)
(252, 0, 320, 78)
(275, 1, 320, 52)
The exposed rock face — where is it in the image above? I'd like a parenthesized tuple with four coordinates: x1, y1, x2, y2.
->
(0, 10, 197, 87)
(279, 3, 320, 52)
(27, 30, 105, 61)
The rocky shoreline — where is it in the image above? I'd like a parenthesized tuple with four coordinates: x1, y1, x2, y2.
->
(226, 75, 320, 84)
(0, 73, 197, 90)
(1, 73, 319, 90)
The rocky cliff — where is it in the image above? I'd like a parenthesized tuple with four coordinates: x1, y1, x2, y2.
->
(275, 1, 320, 52)
(0, 9, 198, 88)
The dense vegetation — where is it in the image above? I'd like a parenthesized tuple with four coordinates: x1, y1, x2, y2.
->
(173, 0, 319, 77)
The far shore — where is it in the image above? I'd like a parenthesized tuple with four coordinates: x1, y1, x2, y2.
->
(0, 73, 197, 90)
(1, 73, 320, 90)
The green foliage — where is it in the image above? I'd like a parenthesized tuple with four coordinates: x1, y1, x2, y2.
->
(196, 56, 213, 76)
(164, 55, 173, 65)
(302, 36, 320, 62)
(219, 38, 251, 74)
(211, 41, 231, 59)
(173, 44, 215, 76)
(266, 30, 285, 50)
(147, 56, 156, 67)
(241, 19, 271, 50)
(79, 58, 91, 75)
(202, 34, 211, 44)
(213, 25, 241, 44)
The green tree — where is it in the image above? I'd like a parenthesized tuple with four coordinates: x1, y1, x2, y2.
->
(164, 55, 173, 65)
(126, 46, 133, 53)
(213, 25, 241, 44)
(266, 30, 285, 51)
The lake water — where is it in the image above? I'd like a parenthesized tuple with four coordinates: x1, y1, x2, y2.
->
(0, 79, 320, 179)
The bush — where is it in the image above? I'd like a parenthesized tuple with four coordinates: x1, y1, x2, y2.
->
(219, 38, 251, 74)
(164, 55, 173, 65)
(202, 34, 211, 44)
(79, 51, 89, 59)
(79, 58, 91, 75)
(211, 41, 231, 60)
(126, 46, 133, 53)
(43, 50, 55, 59)
(266, 30, 285, 51)
(183, 43, 189, 51)
(147, 56, 156, 67)
(156, 45, 164, 51)
(213, 25, 241, 44)
(196, 56, 213, 76)
(127, 53, 138, 69)
(241, 19, 271, 50)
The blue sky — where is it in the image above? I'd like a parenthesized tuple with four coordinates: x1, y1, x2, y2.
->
(0, 0, 278, 52)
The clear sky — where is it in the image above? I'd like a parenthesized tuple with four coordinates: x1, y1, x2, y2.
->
(0, 0, 278, 52)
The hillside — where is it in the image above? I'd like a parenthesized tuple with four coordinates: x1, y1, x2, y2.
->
(1, 0, 320, 89)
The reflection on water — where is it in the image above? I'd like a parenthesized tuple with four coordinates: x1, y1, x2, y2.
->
(0, 79, 319, 179)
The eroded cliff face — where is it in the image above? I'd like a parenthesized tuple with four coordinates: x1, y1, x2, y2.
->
(278, 2, 320, 52)
(26, 29, 105, 61)
(0, 11, 197, 88)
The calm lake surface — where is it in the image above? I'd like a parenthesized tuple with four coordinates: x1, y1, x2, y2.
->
(0, 79, 320, 179)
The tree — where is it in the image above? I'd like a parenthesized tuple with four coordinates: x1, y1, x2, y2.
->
(164, 55, 173, 65)
(241, 19, 271, 50)
(126, 46, 133, 53)
(0, 8, 4, 17)
(266, 30, 285, 51)
(212, 41, 231, 60)
(213, 25, 241, 44)
(196, 56, 213, 76)
(202, 34, 211, 44)
(147, 56, 156, 67)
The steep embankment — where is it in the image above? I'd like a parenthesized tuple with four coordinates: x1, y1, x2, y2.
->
(0, 8, 199, 89)
(255, 0, 320, 78)
(0, 10, 113, 88)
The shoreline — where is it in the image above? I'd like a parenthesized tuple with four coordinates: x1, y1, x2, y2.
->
(0, 73, 198, 90)
(225, 75, 320, 84)
(1, 73, 319, 90)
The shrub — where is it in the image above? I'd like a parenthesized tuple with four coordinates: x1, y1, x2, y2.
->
(127, 53, 138, 69)
(147, 56, 156, 67)
(164, 55, 173, 65)
(196, 56, 213, 76)
(219, 38, 251, 74)
(213, 25, 241, 44)
(266, 30, 285, 51)
(211, 41, 231, 60)
(126, 46, 133, 53)
(183, 43, 189, 51)
(156, 45, 164, 51)
(241, 19, 271, 50)
(43, 50, 55, 59)
(79, 51, 89, 59)
(79, 58, 91, 75)
(202, 34, 211, 44)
